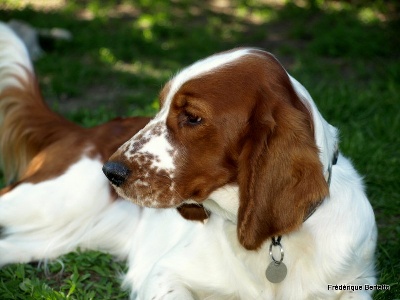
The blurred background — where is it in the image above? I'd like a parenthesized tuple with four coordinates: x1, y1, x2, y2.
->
(0, 1, 399, 299)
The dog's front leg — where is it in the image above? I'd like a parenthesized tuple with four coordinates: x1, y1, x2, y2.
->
(135, 270, 195, 300)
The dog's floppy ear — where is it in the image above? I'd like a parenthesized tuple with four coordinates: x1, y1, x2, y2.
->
(237, 67, 329, 250)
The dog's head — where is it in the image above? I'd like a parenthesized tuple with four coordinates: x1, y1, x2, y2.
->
(103, 48, 338, 250)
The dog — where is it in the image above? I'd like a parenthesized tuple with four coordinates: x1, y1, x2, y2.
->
(103, 48, 378, 299)
(1, 22, 377, 299)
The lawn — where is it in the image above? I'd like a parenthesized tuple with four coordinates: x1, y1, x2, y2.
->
(0, 0, 399, 299)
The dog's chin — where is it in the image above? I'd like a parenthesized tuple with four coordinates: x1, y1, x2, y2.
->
(112, 185, 180, 209)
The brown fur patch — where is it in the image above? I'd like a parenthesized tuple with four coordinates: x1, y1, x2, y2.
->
(0, 69, 150, 192)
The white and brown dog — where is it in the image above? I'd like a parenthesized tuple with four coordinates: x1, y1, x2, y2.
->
(1, 22, 377, 299)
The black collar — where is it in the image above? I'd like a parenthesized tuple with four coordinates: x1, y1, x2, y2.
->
(303, 147, 339, 223)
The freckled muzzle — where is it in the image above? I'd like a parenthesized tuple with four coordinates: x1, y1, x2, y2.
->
(103, 121, 181, 208)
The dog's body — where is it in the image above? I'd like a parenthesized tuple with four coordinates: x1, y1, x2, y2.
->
(121, 176, 376, 300)
(1, 22, 377, 299)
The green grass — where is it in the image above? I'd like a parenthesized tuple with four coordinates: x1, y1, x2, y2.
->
(0, 251, 128, 299)
(0, 0, 399, 299)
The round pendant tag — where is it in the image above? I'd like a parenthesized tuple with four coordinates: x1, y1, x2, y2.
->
(265, 262, 287, 283)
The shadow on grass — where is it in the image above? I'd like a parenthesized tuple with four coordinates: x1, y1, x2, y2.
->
(0, 0, 398, 117)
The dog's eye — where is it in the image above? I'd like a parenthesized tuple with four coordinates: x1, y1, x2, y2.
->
(178, 111, 203, 128)
(185, 113, 202, 126)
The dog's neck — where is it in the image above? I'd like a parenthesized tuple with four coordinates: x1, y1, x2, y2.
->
(203, 185, 239, 224)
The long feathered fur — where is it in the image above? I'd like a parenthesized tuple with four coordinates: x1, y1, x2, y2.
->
(0, 22, 149, 187)
(0, 23, 79, 184)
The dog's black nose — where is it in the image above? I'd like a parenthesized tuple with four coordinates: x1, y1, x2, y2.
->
(102, 161, 131, 187)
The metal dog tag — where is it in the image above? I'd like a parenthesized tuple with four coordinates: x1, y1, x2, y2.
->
(265, 261, 287, 283)
(266, 236, 287, 283)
